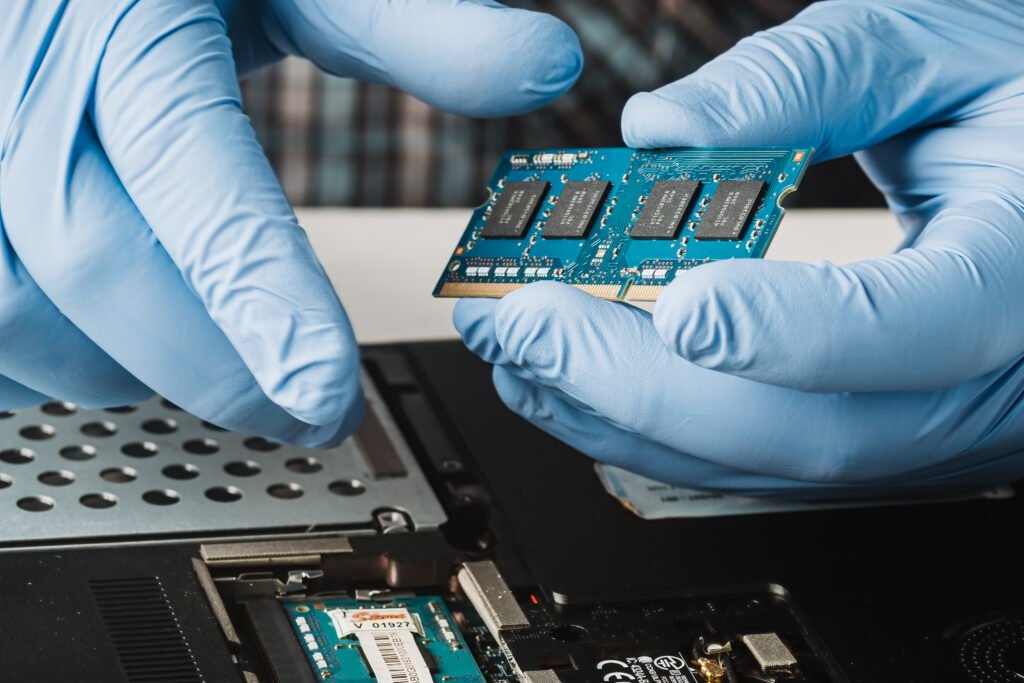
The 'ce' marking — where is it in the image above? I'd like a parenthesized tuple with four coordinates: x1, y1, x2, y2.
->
(596, 659, 636, 682)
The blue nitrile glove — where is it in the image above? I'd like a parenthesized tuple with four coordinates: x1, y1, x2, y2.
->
(454, 0, 1024, 496)
(1, 1, 581, 446)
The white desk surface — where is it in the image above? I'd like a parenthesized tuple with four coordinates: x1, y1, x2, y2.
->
(297, 208, 903, 344)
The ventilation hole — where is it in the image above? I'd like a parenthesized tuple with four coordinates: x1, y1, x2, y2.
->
(268, 482, 304, 499)
(122, 441, 158, 458)
(183, 438, 218, 455)
(0, 410, 14, 419)
(0, 473, 12, 489)
(286, 457, 323, 474)
(0, 448, 35, 464)
(80, 492, 118, 509)
(160, 399, 183, 411)
(90, 577, 203, 683)
(243, 436, 280, 452)
(20, 424, 56, 440)
(81, 420, 117, 437)
(60, 444, 97, 461)
(205, 486, 243, 503)
(329, 479, 366, 496)
(17, 495, 55, 512)
(162, 464, 199, 480)
(38, 469, 76, 486)
(100, 467, 138, 483)
(201, 420, 228, 432)
(142, 418, 177, 435)
(142, 489, 179, 506)
(224, 460, 261, 477)
(41, 400, 77, 416)
(104, 405, 137, 414)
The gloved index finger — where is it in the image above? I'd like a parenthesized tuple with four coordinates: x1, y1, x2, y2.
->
(91, 0, 360, 428)
(620, 0, 1020, 160)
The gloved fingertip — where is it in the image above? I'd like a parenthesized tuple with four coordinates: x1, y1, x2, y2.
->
(254, 328, 364, 428)
(492, 281, 577, 369)
(276, 394, 365, 449)
(391, 3, 582, 117)
(652, 262, 744, 369)
(453, 298, 508, 364)
(621, 90, 702, 148)
(492, 365, 547, 420)
(511, 11, 583, 106)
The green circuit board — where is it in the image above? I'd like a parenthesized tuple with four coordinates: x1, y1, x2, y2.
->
(284, 596, 487, 682)
(433, 147, 812, 301)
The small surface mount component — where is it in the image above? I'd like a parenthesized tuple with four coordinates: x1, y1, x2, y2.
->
(741, 632, 798, 671)
(630, 180, 701, 239)
(284, 596, 486, 682)
(543, 180, 610, 238)
(480, 181, 549, 238)
(435, 146, 812, 301)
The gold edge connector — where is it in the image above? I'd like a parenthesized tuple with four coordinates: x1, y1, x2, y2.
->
(438, 282, 527, 298)
(625, 285, 666, 301)
(572, 284, 621, 300)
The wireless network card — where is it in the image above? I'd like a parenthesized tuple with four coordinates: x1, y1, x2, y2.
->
(433, 147, 812, 301)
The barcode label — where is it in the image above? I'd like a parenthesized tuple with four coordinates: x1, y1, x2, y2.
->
(357, 630, 431, 683)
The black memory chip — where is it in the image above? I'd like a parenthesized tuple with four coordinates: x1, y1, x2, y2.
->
(481, 181, 549, 238)
(630, 180, 701, 239)
(543, 180, 610, 238)
(695, 180, 765, 240)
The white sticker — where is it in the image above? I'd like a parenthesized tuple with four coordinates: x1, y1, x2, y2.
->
(357, 630, 432, 683)
(328, 608, 423, 638)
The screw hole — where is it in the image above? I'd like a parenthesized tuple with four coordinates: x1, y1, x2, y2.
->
(162, 464, 199, 480)
(224, 461, 261, 477)
(286, 457, 322, 474)
(81, 421, 117, 437)
(329, 480, 366, 497)
(21, 424, 56, 440)
(122, 441, 159, 458)
(183, 438, 219, 455)
(38, 470, 76, 486)
(104, 405, 137, 414)
(100, 467, 138, 483)
(17, 496, 55, 512)
(205, 485, 243, 503)
(60, 444, 97, 461)
(243, 436, 280, 452)
(80, 492, 118, 509)
(268, 483, 304, 499)
(41, 401, 77, 416)
(0, 448, 35, 465)
(142, 489, 180, 506)
(142, 418, 177, 435)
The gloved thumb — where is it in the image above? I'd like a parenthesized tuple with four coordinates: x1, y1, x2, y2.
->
(263, 0, 582, 117)
(653, 199, 1024, 393)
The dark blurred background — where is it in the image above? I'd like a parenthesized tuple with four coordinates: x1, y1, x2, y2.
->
(240, 0, 885, 209)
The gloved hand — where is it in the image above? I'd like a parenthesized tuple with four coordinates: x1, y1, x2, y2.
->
(455, 0, 1024, 496)
(1, 0, 581, 446)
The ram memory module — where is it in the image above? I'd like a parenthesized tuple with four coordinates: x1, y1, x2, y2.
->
(433, 147, 812, 301)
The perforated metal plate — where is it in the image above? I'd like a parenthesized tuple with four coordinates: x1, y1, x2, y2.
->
(0, 374, 446, 547)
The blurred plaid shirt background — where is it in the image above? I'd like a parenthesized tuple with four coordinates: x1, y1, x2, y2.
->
(240, 0, 883, 208)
